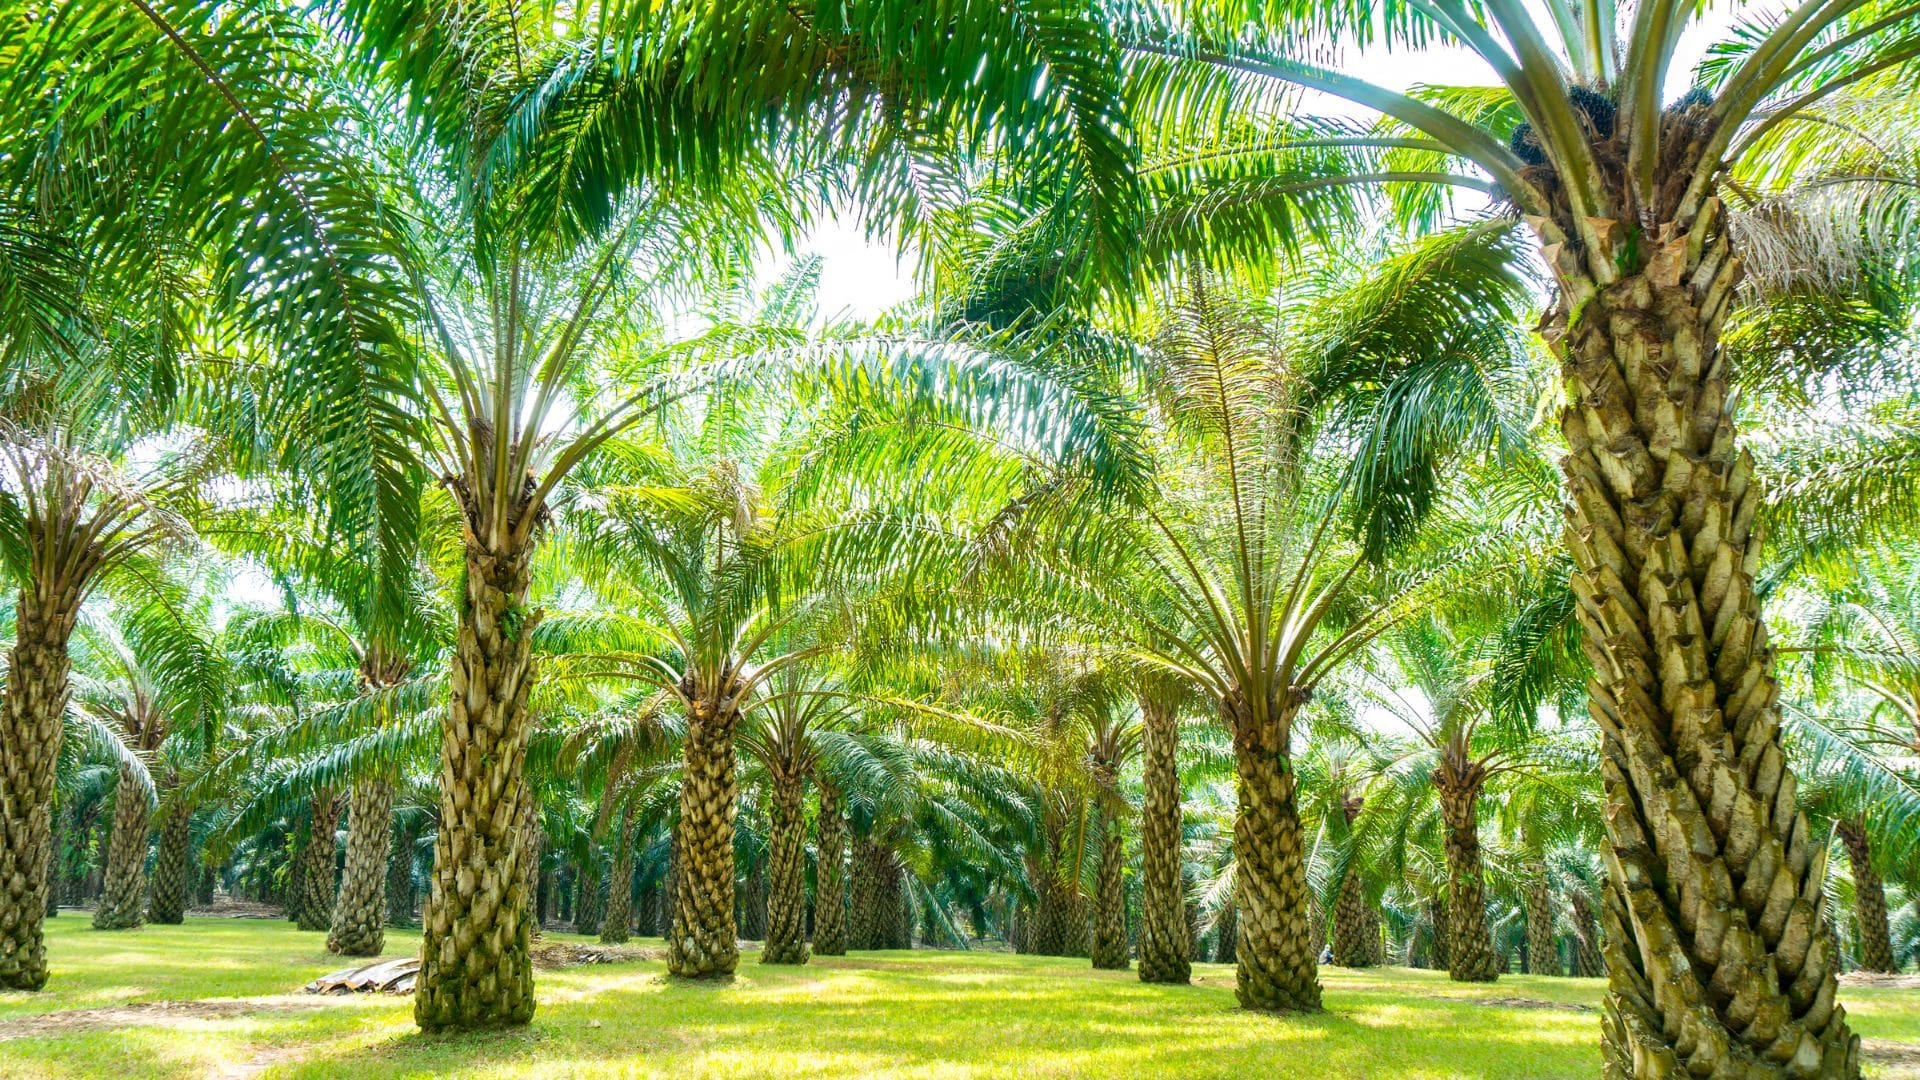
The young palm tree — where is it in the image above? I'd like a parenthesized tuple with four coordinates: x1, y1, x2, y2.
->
(994, 239, 1526, 1010)
(210, 493, 441, 956)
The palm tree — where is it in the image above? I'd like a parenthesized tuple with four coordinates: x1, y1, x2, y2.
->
(1087, 705, 1142, 971)
(989, 238, 1525, 1010)
(0, 346, 211, 976)
(1119, 1, 1920, 1066)
(210, 491, 443, 956)
(1136, 674, 1198, 984)
(1773, 551, 1920, 973)
(62, 564, 225, 931)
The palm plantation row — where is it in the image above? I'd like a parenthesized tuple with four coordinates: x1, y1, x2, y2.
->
(2, 1, 1918, 1077)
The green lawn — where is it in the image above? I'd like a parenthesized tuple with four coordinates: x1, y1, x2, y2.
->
(2, 917, 1916, 1079)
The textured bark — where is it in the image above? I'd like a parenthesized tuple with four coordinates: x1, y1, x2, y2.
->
(92, 765, 151, 931)
(1090, 807, 1128, 970)
(1331, 796, 1375, 968)
(660, 837, 679, 940)
(195, 860, 216, 907)
(812, 781, 846, 956)
(295, 795, 341, 933)
(763, 774, 809, 965)
(387, 821, 416, 927)
(329, 780, 393, 956)
(669, 700, 739, 977)
(1571, 889, 1605, 978)
(1428, 895, 1451, 971)
(600, 815, 634, 946)
(574, 859, 602, 937)
(1836, 820, 1894, 974)
(1031, 859, 1088, 957)
(287, 833, 310, 925)
(147, 803, 191, 926)
(0, 591, 80, 987)
(1331, 868, 1377, 967)
(890, 862, 914, 950)
(1213, 901, 1238, 964)
(850, 835, 885, 950)
(1540, 191, 1858, 1073)
(1137, 698, 1190, 984)
(1527, 863, 1561, 977)
(415, 534, 538, 1032)
(1437, 776, 1500, 982)
(1361, 900, 1385, 966)
(1228, 693, 1321, 1012)
(519, 810, 543, 938)
(740, 858, 769, 941)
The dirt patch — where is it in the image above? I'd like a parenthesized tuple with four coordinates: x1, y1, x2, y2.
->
(1842, 972, 1920, 990)
(531, 940, 667, 969)
(0, 997, 331, 1041)
(1475, 997, 1597, 1013)
(187, 898, 288, 920)
(1863, 1039, 1920, 1079)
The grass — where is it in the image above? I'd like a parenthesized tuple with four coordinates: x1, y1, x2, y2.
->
(2, 917, 1916, 1079)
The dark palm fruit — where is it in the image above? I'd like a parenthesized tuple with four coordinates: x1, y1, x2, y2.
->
(1566, 85, 1617, 139)
(1669, 85, 1714, 112)
(1508, 122, 1548, 165)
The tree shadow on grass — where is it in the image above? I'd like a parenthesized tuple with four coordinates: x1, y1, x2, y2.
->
(275, 956, 1608, 1080)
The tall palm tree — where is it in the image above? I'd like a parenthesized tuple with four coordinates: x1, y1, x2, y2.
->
(1121, 2, 1920, 1067)
(0, 385, 210, 974)
(985, 236, 1526, 1011)
(1136, 673, 1199, 984)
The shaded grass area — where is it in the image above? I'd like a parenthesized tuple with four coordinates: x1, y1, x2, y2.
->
(1, 917, 1915, 1078)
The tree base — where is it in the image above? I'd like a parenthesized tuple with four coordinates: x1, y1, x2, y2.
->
(761, 943, 809, 965)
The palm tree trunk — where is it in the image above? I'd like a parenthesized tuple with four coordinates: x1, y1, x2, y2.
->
(1526, 863, 1560, 977)
(296, 794, 341, 932)
(669, 699, 740, 977)
(1331, 863, 1376, 967)
(1031, 859, 1067, 956)
(660, 834, 678, 940)
(1090, 807, 1128, 970)
(1214, 901, 1238, 963)
(329, 780, 393, 956)
(147, 801, 191, 925)
(1543, 208, 1858, 1075)
(850, 836, 882, 950)
(575, 858, 602, 937)
(0, 591, 79, 988)
(1137, 699, 1189, 984)
(1570, 889, 1604, 978)
(195, 860, 216, 907)
(1427, 894, 1451, 971)
(415, 538, 539, 1032)
(600, 819, 634, 946)
(1362, 901, 1385, 966)
(286, 832, 309, 924)
(740, 858, 769, 941)
(763, 773, 809, 965)
(888, 859, 913, 949)
(812, 780, 846, 956)
(92, 764, 150, 931)
(387, 819, 415, 927)
(1229, 703, 1321, 1012)
(1331, 793, 1373, 968)
(1437, 781, 1499, 982)
(520, 810, 543, 938)
(1836, 819, 1894, 974)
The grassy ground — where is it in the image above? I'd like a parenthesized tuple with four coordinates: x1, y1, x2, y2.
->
(2, 917, 1916, 1079)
